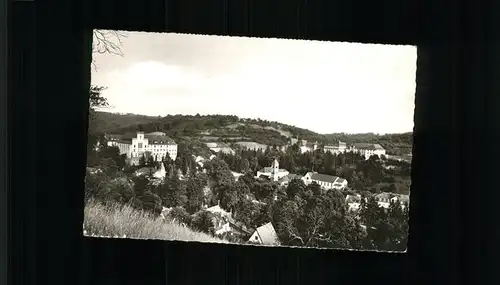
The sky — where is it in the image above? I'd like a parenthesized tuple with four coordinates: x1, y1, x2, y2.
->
(91, 31, 417, 134)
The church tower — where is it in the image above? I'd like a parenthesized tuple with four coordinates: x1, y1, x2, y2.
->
(271, 159, 279, 182)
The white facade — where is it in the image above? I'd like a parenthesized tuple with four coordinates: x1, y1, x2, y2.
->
(350, 143, 386, 160)
(302, 172, 348, 191)
(107, 132, 177, 165)
(324, 141, 347, 154)
(249, 230, 264, 244)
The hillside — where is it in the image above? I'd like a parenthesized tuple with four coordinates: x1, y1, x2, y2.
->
(90, 111, 413, 155)
(83, 199, 228, 243)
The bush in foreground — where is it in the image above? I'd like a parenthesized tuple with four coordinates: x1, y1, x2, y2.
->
(83, 199, 228, 243)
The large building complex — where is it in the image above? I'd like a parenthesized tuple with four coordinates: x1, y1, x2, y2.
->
(324, 140, 348, 154)
(350, 143, 386, 159)
(106, 131, 177, 165)
(323, 141, 387, 159)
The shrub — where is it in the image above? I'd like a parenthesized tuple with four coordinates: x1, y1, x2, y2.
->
(83, 199, 227, 243)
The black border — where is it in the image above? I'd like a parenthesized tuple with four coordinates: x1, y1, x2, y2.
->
(11, 0, 500, 284)
(1, 0, 9, 284)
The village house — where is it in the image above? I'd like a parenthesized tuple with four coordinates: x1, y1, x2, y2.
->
(374, 193, 409, 210)
(247, 222, 281, 246)
(302, 172, 348, 190)
(345, 194, 362, 212)
(256, 159, 289, 182)
(205, 204, 253, 239)
(106, 131, 178, 165)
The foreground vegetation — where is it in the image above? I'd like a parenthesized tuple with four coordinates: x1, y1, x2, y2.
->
(85, 138, 409, 251)
(83, 199, 227, 243)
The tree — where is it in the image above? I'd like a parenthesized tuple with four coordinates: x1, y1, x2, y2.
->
(98, 146, 126, 170)
(271, 200, 302, 245)
(167, 207, 192, 225)
(240, 158, 250, 173)
(137, 191, 162, 215)
(286, 178, 306, 199)
(204, 158, 235, 188)
(160, 175, 188, 208)
(234, 199, 260, 228)
(191, 210, 215, 235)
(185, 173, 207, 214)
(147, 155, 155, 167)
(92, 30, 127, 69)
(306, 182, 323, 196)
(139, 154, 146, 167)
(88, 30, 127, 129)
(88, 85, 110, 121)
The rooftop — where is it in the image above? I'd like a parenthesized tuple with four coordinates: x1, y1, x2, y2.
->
(307, 172, 339, 184)
(254, 222, 280, 245)
(353, 143, 385, 150)
(105, 132, 176, 145)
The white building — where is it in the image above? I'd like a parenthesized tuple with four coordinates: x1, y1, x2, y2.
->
(350, 143, 386, 159)
(302, 172, 348, 190)
(256, 159, 289, 182)
(298, 139, 319, 154)
(247, 222, 280, 246)
(324, 140, 347, 154)
(106, 131, 177, 165)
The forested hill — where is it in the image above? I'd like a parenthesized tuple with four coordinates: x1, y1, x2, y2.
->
(90, 111, 412, 155)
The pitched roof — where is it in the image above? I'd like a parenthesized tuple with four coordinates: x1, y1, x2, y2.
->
(353, 143, 385, 151)
(308, 172, 339, 184)
(146, 131, 166, 136)
(345, 195, 361, 203)
(144, 134, 176, 145)
(336, 178, 346, 184)
(279, 174, 302, 183)
(325, 141, 347, 148)
(259, 167, 273, 173)
(255, 222, 280, 245)
(106, 132, 176, 145)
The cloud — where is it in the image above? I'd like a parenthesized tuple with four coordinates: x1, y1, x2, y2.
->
(105, 61, 209, 93)
(91, 33, 417, 134)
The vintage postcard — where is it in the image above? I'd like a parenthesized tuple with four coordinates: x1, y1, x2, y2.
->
(84, 31, 415, 252)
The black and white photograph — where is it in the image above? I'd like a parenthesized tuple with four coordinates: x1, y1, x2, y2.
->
(84, 31, 415, 252)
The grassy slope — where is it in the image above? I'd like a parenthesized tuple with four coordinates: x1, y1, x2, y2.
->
(83, 199, 228, 243)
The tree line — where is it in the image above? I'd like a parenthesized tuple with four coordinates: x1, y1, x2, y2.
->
(217, 144, 411, 195)
(85, 137, 410, 251)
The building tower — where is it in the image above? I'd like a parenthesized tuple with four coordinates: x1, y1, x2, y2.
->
(271, 159, 279, 182)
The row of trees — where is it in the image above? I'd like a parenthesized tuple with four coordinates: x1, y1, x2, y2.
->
(85, 140, 409, 251)
(217, 145, 411, 195)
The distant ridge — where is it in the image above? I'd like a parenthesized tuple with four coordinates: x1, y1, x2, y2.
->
(90, 111, 412, 156)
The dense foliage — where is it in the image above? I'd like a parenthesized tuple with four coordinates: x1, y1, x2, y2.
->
(85, 134, 410, 251)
